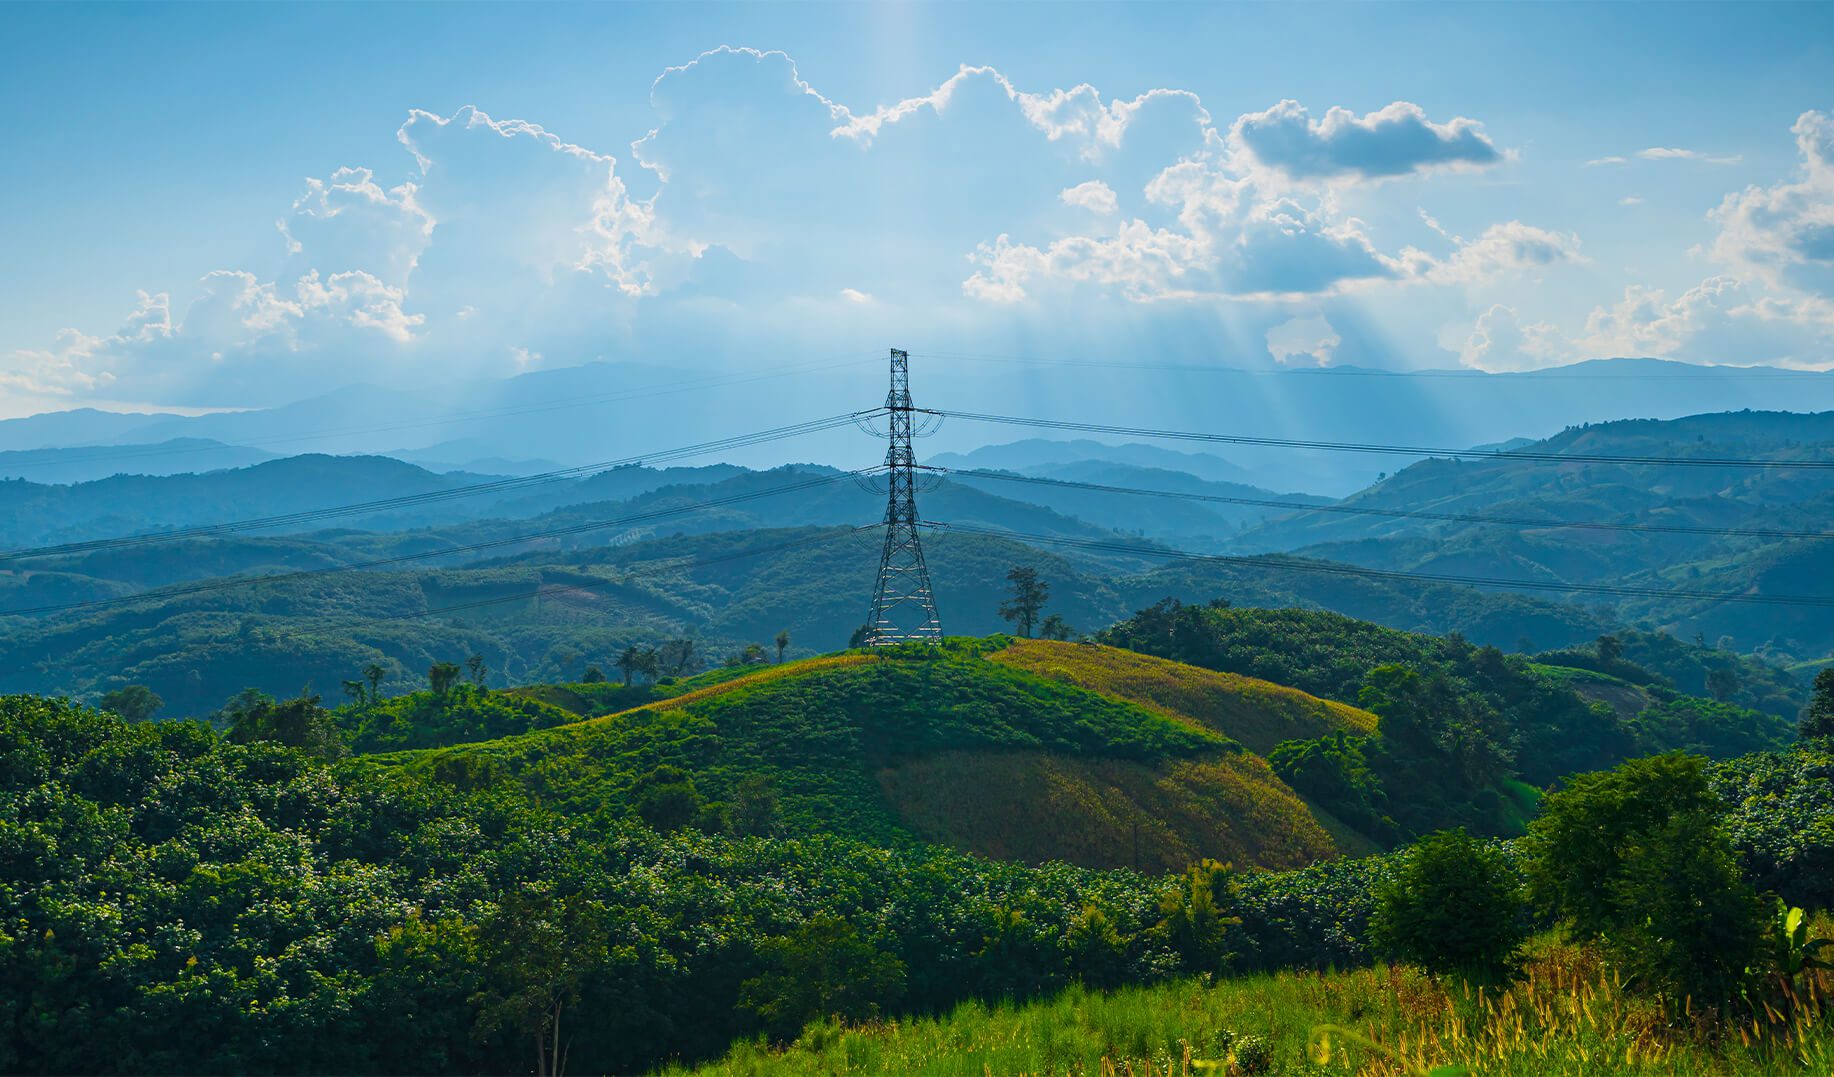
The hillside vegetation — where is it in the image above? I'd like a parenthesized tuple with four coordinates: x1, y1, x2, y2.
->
(382, 639, 1372, 871)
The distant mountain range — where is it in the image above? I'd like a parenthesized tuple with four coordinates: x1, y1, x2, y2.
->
(12, 356, 1834, 494)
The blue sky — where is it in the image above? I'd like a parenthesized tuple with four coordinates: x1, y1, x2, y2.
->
(2, 1, 1832, 416)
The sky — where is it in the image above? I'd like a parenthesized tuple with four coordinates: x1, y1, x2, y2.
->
(2, 1, 1833, 417)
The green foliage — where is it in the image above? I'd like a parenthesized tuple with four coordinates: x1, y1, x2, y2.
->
(1626, 695, 1795, 759)
(1369, 829, 1527, 985)
(1523, 753, 1765, 1007)
(1712, 741, 1834, 909)
(340, 683, 576, 752)
(1152, 859, 1242, 974)
(97, 684, 162, 722)
(396, 649, 1227, 847)
(1802, 668, 1834, 739)
(1100, 601, 1639, 847)
(739, 919, 907, 1043)
(222, 690, 347, 759)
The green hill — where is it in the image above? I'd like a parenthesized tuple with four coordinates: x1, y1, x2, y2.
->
(379, 639, 1376, 872)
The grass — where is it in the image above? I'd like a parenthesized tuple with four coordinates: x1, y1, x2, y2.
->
(876, 748, 1341, 872)
(678, 941, 1834, 1076)
(989, 640, 1377, 754)
(379, 642, 1375, 870)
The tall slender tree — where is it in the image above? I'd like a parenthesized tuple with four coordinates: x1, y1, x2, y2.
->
(998, 566, 1050, 638)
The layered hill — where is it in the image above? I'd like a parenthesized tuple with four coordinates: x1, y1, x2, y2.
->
(1239, 410, 1834, 659)
(374, 639, 1382, 872)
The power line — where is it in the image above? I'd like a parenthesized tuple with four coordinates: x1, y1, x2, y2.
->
(0, 469, 874, 619)
(926, 521, 1834, 609)
(1, 354, 882, 476)
(0, 411, 879, 565)
(937, 410, 1834, 470)
(912, 349, 1834, 381)
(322, 526, 872, 634)
(931, 466, 1834, 543)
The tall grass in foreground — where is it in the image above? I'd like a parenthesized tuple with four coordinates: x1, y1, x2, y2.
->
(678, 942, 1833, 1076)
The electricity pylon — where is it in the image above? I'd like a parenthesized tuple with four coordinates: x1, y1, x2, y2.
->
(865, 348, 942, 644)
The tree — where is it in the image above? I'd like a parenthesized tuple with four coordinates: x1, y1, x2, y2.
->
(581, 665, 606, 684)
(848, 624, 873, 649)
(428, 661, 462, 696)
(1596, 634, 1624, 665)
(731, 774, 780, 837)
(223, 692, 347, 759)
(738, 918, 906, 1043)
(659, 638, 698, 677)
(1800, 668, 1834, 739)
(466, 654, 488, 688)
(1521, 752, 1764, 1006)
(98, 685, 163, 723)
(363, 662, 387, 700)
(1370, 829, 1526, 985)
(774, 630, 791, 664)
(615, 646, 644, 687)
(998, 565, 1050, 638)
(1038, 614, 1073, 641)
(342, 679, 368, 706)
(1705, 665, 1739, 702)
(631, 765, 706, 832)
(474, 887, 608, 1077)
(1153, 859, 1241, 973)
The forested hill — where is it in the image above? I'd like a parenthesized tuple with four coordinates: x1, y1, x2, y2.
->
(1239, 409, 1834, 658)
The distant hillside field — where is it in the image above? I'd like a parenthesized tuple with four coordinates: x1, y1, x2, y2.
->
(379, 640, 1373, 872)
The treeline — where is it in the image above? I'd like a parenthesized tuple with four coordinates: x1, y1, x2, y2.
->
(3, 694, 1831, 1074)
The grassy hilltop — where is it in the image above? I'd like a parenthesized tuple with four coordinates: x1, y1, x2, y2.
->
(380, 638, 1379, 872)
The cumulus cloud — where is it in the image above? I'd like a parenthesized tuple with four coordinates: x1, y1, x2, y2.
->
(1232, 100, 1502, 181)
(1060, 180, 1119, 215)
(1266, 314, 1341, 366)
(1415, 221, 1585, 284)
(1707, 110, 1834, 296)
(1459, 304, 1566, 370)
(7, 46, 1568, 407)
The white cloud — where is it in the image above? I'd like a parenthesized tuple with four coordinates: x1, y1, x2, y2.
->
(1706, 110, 1834, 296)
(1619, 195, 1644, 206)
(1585, 156, 1629, 168)
(1459, 304, 1566, 370)
(1232, 99, 1503, 181)
(1266, 314, 1341, 366)
(1638, 146, 1742, 165)
(839, 287, 874, 304)
(1415, 221, 1585, 285)
(1060, 180, 1119, 215)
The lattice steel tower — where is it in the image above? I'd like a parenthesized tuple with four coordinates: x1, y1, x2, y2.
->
(865, 348, 943, 644)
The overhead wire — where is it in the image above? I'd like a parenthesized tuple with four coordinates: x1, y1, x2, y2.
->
(928, 466, 1834, 542)
(1, 353, 884, 476)
(0, 410, 880, 565)
(925, 521, 1834, 609)
(0, 468, 875, 619)
(935, 410, 1834, 470)
(319, 525, 875, 633)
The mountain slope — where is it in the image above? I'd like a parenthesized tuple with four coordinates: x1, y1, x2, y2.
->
(379, 640, 1374, 871)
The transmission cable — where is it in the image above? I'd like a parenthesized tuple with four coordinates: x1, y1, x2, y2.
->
(929, 466, 1834, 542)
(0, 410, 879, 565)
(323, 526, 874, 633)
(0, 469, 874, 619)
(936, 410, 1834, 470)
(3, 353, 882, 476)
(926, 521, 1834, 609)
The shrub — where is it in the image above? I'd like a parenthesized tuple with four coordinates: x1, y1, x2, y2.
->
(1523, 752, 1765, 1007)
(1370, 828, 1526, 985)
